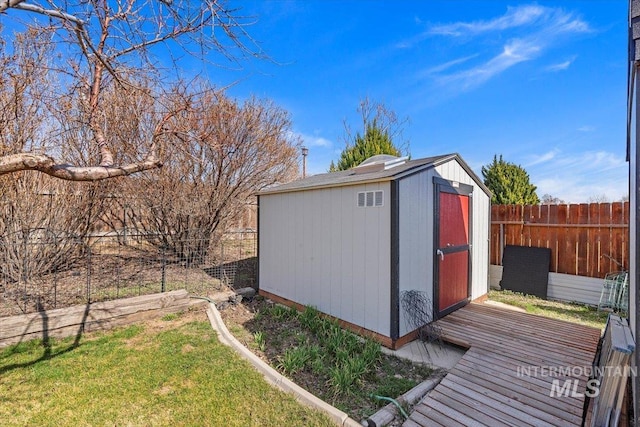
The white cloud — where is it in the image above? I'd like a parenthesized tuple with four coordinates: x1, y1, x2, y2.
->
(545, 57, 575, 72)
(396, 5, 546, 49)
(422, 54, 479, 76)
(525, 149, 560, 166)
(547, 150, 624, 172)
(429, 5, 589, 37)
(577, 125, 596, 132)
(426, 5, 589, 93)
(294, 132, 333, 148)
(429, 5, 547, 36)
(527, 150, 627, 203)
(438, 39, 541, 90)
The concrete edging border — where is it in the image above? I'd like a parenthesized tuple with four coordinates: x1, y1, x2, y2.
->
(205, 302, 362, 427)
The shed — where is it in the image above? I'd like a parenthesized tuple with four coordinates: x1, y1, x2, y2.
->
(257, 153, 491, 349)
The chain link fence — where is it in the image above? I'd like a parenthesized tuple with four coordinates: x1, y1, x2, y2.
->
(0, 231, 257, 317)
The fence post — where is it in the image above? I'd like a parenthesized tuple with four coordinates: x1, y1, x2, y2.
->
(53, 233, 58, 309)
(22, 236, 28, 313)
(86, 244, 92, 303)
(499, 223, 505, 264)
(161, 246, 166, 293)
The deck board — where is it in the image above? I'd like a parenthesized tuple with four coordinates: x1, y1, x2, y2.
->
(404, 303, 601, 427)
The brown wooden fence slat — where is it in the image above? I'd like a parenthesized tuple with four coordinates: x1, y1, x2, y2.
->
(548, 205, 559, 272)
(491, 202, 629, 279)
(493, 224, 502, 264)
(556, 204, 569, 274)
(612, 202, 624, 224)
(599, 204, 612, 274)
(577, 204, 589, 276)
(539, 204, 551, 271)
(523, 205, 533, 247)
(624, 201, 630, 224)
(611, 202, 626, 271)
(567, 205, 579, 275)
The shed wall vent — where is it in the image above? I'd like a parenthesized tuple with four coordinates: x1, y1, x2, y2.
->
(358, 192, 366, 207)
(357, 191, 383, 207)
(375, 190, 383, 206)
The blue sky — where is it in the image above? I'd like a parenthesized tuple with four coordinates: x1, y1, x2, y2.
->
(200, 0, 628, 203)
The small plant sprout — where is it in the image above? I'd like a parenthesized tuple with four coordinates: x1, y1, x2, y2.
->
(161, 313, 179, 321)
(270, 304, 297, 320)
(299, 306, 322, 332)
(276, 347, 310, 375)
(253, 331, 266, 351)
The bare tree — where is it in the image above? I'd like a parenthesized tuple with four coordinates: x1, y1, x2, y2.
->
(541, 194, 565, 205)
(0, 28, 51, 159)
(341, 97, 411, 156)
(0, 173, 106, 311)
(118, 87, 299, 263)
(0, 0, 262, 181)
(588, 194, 610, 204)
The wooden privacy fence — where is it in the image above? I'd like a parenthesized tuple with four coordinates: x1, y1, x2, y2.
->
(491, 202, 629, 279)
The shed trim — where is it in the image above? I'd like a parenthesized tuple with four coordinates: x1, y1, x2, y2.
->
(390, 180, 400, 341)
(432, 177, 474, 319)
(395, 155, 490, 196)
(259, 176, 397, 195)
(257, 194, 261, 291)
(258, 153, 491, 198)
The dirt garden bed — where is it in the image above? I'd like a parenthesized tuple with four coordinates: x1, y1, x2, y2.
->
(0, 239, 257, 317)
(219, 296, 444, 423)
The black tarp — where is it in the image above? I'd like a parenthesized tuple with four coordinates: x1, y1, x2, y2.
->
(500, 245, 551, 299)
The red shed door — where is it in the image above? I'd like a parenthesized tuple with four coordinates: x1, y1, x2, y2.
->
(435, 181, 471, 318)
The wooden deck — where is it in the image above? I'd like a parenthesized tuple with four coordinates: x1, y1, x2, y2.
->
(404, 302, 602, 427)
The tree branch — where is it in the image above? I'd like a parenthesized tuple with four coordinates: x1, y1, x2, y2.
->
(12, 2, 86, 25)
(0, 0, 26, 14)
(0, 153, 162, 181)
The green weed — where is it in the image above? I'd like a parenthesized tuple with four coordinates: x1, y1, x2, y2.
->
(328, 358, 364, 397)
(361, 339, 382, 369)
(253, 331, 266, 352)
(161, 313, 179, 321)
(299, 306, 323, 333)
(276, 346, 311, 375)
(374, 376, 418, 400)
(269, 304, 298, 321)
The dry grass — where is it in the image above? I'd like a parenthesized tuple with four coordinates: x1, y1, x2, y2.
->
(488, 289, 610, 330)
(0, 239, 258, 317)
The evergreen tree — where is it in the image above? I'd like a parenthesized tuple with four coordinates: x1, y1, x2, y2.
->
(330, 119, 402, 171)
(481, 155, 540, 204)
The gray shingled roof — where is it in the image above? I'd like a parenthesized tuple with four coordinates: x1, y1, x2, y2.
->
(259, 153, 476, 195)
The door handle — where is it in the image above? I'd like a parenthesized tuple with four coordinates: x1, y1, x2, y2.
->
(436, 249, 444, 261)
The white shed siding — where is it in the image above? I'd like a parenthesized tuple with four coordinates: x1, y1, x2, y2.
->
(398, 172, 434, 335)
(490, 265, 603, 306)
(259, 182, 391, 336)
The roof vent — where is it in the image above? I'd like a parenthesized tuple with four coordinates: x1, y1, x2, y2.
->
(352, 155, 409, 174)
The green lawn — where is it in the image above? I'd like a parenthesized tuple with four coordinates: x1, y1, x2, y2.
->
(488, 289, 610, 330)
(0, 311, 333, 427)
